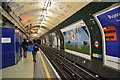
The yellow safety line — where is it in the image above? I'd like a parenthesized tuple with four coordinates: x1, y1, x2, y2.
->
(40, 53, 51, 80)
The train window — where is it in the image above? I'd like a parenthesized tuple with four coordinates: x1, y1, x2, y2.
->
(110, 30, 113, 33)
(112, 30, 115, 32)
(111, 36, 114, 38)
(104, 31, 107, 33)
(110, 30, 112, 33)
(110, 36, 112, 38)
(105, 36, 114, 39)
(105, 36, 108, 38)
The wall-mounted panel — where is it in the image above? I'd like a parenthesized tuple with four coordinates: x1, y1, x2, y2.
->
(1, 27, 15, 68)
(0, 27, 22, 69)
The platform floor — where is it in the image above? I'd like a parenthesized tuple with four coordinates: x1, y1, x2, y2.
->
(1, 50, 60, 79)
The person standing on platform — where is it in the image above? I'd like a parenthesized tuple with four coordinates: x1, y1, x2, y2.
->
(32, 41, 39, 62)
(22, 39, 28, 58)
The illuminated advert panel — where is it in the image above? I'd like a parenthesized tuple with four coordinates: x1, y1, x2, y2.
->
(94, 4, 120, 70)
(61, 20, 91, 60)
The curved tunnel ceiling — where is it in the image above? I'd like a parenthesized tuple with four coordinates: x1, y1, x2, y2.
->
(7, 0, 92, 38)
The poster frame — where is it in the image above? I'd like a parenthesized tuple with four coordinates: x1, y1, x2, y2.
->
(61, 19, 92, 60)
(93, 3, 120, 70)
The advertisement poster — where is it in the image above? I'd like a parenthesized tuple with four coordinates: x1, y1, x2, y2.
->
(61, 20, 91, 60)
(94, 4, 120, 70)
(50, 32, 58, 49)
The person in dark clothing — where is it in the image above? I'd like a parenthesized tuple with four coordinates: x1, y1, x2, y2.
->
(22, 39, 28, 58)
(32, 42, 39, 62)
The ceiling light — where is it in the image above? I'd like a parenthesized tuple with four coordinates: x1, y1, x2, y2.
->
(29, 29, 38, 33)
(15, 29, 20, 33)
(38, 29, 41, 33)
(39, 0, 52, 28)
(42, 9, 47, 16)
(33, 34, 38, 37)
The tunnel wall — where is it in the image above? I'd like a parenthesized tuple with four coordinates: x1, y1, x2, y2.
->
(41, 2, 117, 60)
(39, 2, 119, 78)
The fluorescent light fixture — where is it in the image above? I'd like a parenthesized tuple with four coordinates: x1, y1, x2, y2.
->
(38, 29, 41, 33)
(42, 9, 47, 16)
(39, 0, 52, 28)
(33, 33, 38, 37)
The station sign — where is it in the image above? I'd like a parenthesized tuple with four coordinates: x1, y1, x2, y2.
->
(94, 41, 99, 48)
